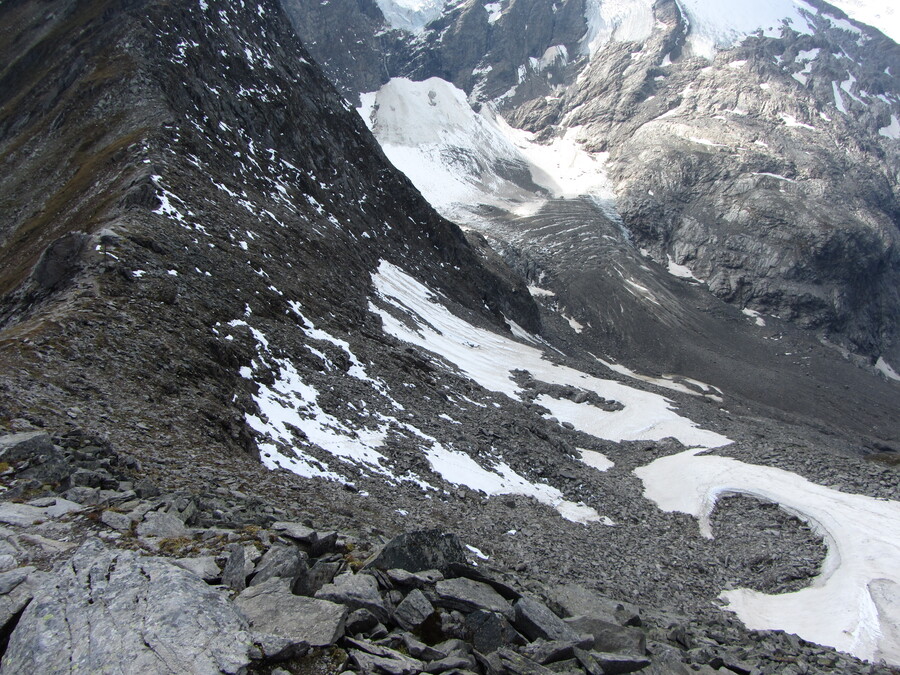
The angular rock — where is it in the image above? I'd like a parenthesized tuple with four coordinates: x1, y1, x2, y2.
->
(222, 544, 248, 592)
(493, 647, 558, 675)
(464, 610, 525, 654)
(522, 640, 583, 665)
(0, 567, 34, 596)
(435, 577, 515, 620)
(271, 521, 317, 544)
(346, 637, 425, 675)
(0, 503, 46, 527)
(424, 655, 475, 673)
(307, 559, 342, 594)
(345, 608, 380, 635)
(551, 584, 641, 627)
(136, 511, 189, 539)
(394, 588, 435, 630)
(348, 648, 423, 675)
(564, 616, 646, 655)
(447, 563, 521, 600)
(366, 530, 466, 574)
(235, 577, 348, 647)
(400, 632, 447, 661)
(1, 540, 253, 674)
(101, 510, 134, 532)
(173, 556, 221, 582)
(0, 432, 54, 462)
(42, 498, 84, 518)
(250, 544, 308, 588)
(249, 632, 310, 662)
(315, 572, 390, 623)
(387, 567, 444, 588)
(514, 596, 580, 643)
(590, 652, 652, 675)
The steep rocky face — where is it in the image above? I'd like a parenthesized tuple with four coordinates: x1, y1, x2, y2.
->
(288, 0, 900, 366)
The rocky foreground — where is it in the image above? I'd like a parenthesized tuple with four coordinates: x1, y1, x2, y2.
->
(0, 429, 895, 674)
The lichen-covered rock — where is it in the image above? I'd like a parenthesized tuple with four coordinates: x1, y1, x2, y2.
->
(1, 540, 254, 674)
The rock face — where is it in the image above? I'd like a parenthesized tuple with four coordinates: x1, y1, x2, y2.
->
(1, 540, 254, 674)
(287, 0, 900, 366)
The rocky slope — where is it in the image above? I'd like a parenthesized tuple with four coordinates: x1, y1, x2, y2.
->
(0, 0, 900, 672)
(287, 0, 900, 368)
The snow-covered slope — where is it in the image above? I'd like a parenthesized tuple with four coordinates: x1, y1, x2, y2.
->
(358, 77, 616, 223)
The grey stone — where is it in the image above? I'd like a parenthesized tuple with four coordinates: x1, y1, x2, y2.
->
(1, 540, 253, 674)
(400, 632, 447, 661)
(366, 529, 466, 573)
(435, 577, 515, 620)
(464, 610, 525, 654)
(424, 655, 475, 673)
(493, 647, 558, 675)
(0, 567, 34, 595)
(16, 533, 75, 555)
(0, 555, 17, 572)
(63, 486, 100, 505)
(345, 607, 380, 635)
(0, 503, 46, 527)
(589, 652, 652, 675)
(0, 570, 46, 636)
(0, 432, 53, 461)
(271, 521, 317, 544)
(346, 637, 424, 675)
(387, 567, 444, 588)
(249, 632, 309, 662)
(564, 616, 646, 655)
(250, 544, 308, 587)
(222, 544, 248, 592)
(173, 556, 221, 581)
(551, 584, 641, 627)
(236, 578, 348, 647)
(514, 596, 580, 643)
(315, 572, 390, 623)
(522, 640, 586, 665)
(394, 588, 435, 630)
(43, 498, 84, 518)
(307, 559, 342, 594)
(136, 511, 189, 539)
(101, 510, 134, 532)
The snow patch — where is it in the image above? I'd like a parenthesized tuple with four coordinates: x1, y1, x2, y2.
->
(374, 0, 448, 32)
(636, 448, 900, 665)
(666, 255, 700, 281)
(879, 115, 900, 140)
(742, 308, 767, 327)
(875, 357, 900, 381)
(370, 261, 731, 449)
(578, 448, 614, 472)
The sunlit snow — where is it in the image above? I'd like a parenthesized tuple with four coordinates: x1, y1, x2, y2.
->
(636, 449, 900, 665)
(370, 261, 731, 449)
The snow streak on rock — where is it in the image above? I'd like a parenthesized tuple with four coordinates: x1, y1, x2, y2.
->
(370, 261, 732, 449)
(636, 449, 900, 666)
(358, 78, 615, 224)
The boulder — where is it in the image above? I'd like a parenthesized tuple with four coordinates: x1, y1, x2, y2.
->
(222, 544, 248, 592)
(0, 432, 54, 461)
(551, 584, 641, 627)
(394, 588, 435, 630)
(589, 652, 652, 674)
(315, 572, 390, 623)
(136, 511, 189, 539)
(249, 544, 308, 588)
(101, 510, 134, 532)
(435, 577, 515, 620)
(271, 521, 317, 544)
(564, 616, 646, 655)
(173, 556, 221, 582)
(0, 503, 46, 527)
(1, 540, 253, 674)
(513, 596, 580, 642)
(464, 610, 525, 654)
(365, 530, 466, 574)
(235, 578, 348, 647)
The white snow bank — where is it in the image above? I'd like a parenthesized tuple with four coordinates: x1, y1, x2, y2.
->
(875, 356, 900, 381)
(666, 255, 700, 281)
(635, 448, 900, 665)
(425, 442, 603, 524)
(880, 115, 900, 140)
(374, 0, 447, 32)
(581, 0, 817, 59)
(825, 0, 899, 43)
(370, 260, 731, 449)
(358, 78, 615, 222)
(594, 356, 723, 401)
(741, 307, 766, 327)
(578, 448, 614, 472)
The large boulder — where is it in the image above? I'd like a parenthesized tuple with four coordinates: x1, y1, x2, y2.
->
(235, 578, 348, 647)
(365, 530, 466, 574)
(1, 540, 254, 674)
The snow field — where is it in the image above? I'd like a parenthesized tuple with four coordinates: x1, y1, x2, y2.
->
(636, 449, 900, 665)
